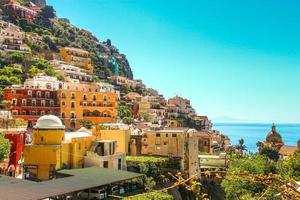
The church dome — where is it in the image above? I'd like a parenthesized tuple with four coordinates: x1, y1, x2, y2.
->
(266, 123, 283, 143)
(34, 115, 65, 130)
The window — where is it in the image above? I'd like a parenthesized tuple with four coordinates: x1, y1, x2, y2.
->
(83, 102, 87, 106)
(41, 100, 45, 107)
(62, 93, 66, 99)
(71, 102, 75, 108)
(50, 100, 54, 107)
(166, 134, 168, 137)
(37, 91, 41, 98)
(45, 92, 50, 98)
(71, 93, 75, 99)
(156, 133, 161, 137)
(11, 90, 16, 94)
(93, 95, 96, 101)
(22, 99, 26, 106)
(28, 90, 32, 96)
(31, 100, 36, 106)
(61, 101, 65, 106)
(92, 102, 96, 107)
(103, 161, 108, 168)
(61, 112, 65, 118)
(12, 110, 18, 116)
(40, 111, 45, 115)
(41, 136, 44, 142)
(83, 94, 87, 100)
(118, 159, 122, 170)
(172, 134, 177, 138)
(31, 111, 36, 115)
(12, 98, 17, 106)
(70, 112, 75, 119)
(104, 95, 108, 101)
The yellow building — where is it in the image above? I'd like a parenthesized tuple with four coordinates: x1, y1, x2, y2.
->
(93, 124, 130, 154)
(59, 83, 117, 130)
(129, 128, 199, 178)
(60, 47, 93, 73)
(84, 140, 126, 170)
(23, 115, 125, 181)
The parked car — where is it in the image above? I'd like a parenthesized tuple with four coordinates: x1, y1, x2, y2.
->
(77, 188, 107, 200)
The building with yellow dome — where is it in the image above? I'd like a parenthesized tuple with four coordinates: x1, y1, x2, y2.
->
(263, 123, 284, 150)
(23, 115, 125, 181)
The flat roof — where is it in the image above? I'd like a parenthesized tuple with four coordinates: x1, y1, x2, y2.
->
(0, 167, 143, 200)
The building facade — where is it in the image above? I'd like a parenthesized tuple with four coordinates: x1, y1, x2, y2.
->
(60, 47, 93, 73)
(2, 86, 60, 122)
(59, 82, 117, 130)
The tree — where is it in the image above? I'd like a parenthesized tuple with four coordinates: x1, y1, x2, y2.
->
(28, 65, 42, 78)
(259, 146, 280, 161)
(0, 133, 10, 161)
(221, 154, 278, 199)
(9, 76, 20, 84)
(122, 117, 134, 124)
(0, 75, 10, 85)
(235, 138, 247, 156)
(277, 150, 300, 180)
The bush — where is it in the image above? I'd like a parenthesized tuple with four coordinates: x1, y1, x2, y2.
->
(0, 133, 10, 161)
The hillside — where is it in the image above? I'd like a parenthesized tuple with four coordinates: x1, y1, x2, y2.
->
(0, 1, 133, 81)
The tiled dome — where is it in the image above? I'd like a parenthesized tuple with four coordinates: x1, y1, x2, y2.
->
(266, 123, 283, 143)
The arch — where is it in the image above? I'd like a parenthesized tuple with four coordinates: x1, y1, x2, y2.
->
(83, 110, 91, 117)
(7, 164, 16, 177)
(92, 110, 101, 117)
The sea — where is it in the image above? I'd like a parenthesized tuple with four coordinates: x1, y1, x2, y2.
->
(213, 123, 300, 152)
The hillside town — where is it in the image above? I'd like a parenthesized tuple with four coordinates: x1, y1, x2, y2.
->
(0, 1, 299, 200)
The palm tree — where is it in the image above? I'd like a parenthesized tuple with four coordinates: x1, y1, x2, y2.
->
(236, 138, 247, 156)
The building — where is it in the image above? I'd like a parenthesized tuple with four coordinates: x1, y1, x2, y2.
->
(263, 123, 285, 150)
(109, 75, 145, 89)
(2, 84, 60, 122)
(50, 60, 93, 83)
(129, 128, 199, 178)
(93, 123, 131, 154)
(24, 115, 127, 181)
(60, 47, 93, 73)
(58, 82, 117, 130)
(166, 96, 196, 119)
(23, 74, 62, 90)
(84, 140, 126, 170)
(0, 20, 25, 51)
(2, 129, 26, 177)
(4, 3, 38, 21)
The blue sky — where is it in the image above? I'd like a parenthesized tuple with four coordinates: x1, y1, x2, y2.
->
(48, 0, 300, 123)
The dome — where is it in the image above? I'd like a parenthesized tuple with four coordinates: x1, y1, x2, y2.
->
(34, 115, 65, 130)
(266, 123, 283, 143)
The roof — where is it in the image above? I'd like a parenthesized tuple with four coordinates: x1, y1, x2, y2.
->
(0, 167, 143, 200)
(279, 145, 298, 156)
(62, 47, 89, 54)
(64, 132, 93, 142)
(34, 115, 65, 130)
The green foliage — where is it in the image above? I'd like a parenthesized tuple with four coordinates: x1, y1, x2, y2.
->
(78, 120, 95, 129)
(9, 76, 20, 84)
(9, 52, 24, 63)
(129, 191, 173, 200)
(259, 146, 280, 161)
(118, 101, 133, 121)
(221, 154, 282, 199)
(122, 116, 134, 124)
(126, 156, 181, 185)
(0, 133, 10, 162)
(34, 6, 56, 28)
(28, 65, 42, 78)
(277, 150, 300, 180)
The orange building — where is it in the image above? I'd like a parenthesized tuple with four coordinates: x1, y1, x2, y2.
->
(60, 47, 93, 73)
(58, 82, 117, 130)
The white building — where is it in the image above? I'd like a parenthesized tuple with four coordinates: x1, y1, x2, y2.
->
(24, 75, 62, 90)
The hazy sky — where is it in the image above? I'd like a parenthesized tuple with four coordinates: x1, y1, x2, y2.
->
(48, 0, 300, 123)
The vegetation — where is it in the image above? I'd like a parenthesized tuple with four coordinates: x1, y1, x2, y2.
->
(259, 146, 280, 161)
(127, 191, 173, 200)
(221, 152, 300, 199)
(126, 156, 181, 185)
(118, 101, 134, 124)
(0, 133, 10, 161)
